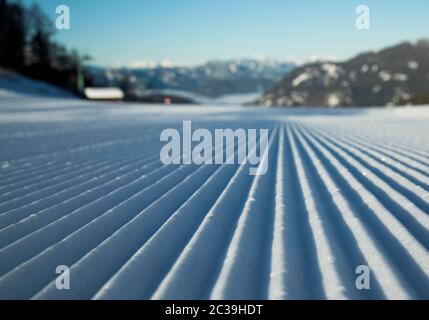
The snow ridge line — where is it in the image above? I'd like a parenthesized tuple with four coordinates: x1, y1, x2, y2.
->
(0, 152, 160, 227)
(287, 125, 346, 299)
(0, 107, 427, 300)
(209, 127, 278, 299)
(292, 125, 408, 299)
(312, 124, 429, 177)
(294, 124, 429, 298)
(37, 131, 256, 299)
(0, 133, 158, 168)
(314, 121, 429, 161)
(0, 141, 153, 189)
(0, 151, 159, 212)
(152, 127, 278, 300)
(0, 156, 162, 247)
(302, 123, 429, 189)
(299, 125, 429, 248)
(0, 135, 249, 298)
(0, 164, 199, 298)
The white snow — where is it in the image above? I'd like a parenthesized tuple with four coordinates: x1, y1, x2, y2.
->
(211, 92, 261, 105)
(393, 74, 408, 82)
(292, 72, 312, 87)
(0, 92, 428, 300)
(0, 68, 75, 99)
(407, 61, 419, 70)
(379, 71, 392, 82)
(84, 87, 125, 100)
(290, 91, 306, 104)
(321, 63, 340, 79)
(326, 93, 341, 107)
(361, 65, 369, 73)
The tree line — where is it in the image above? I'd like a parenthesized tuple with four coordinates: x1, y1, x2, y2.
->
(0, 0, 91, 94)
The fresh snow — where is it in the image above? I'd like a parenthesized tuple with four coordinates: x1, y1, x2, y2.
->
(292, 72, 312, 87)
(0, 69, 75, 99)
(0, 92, 428, 300)
(407, 61, 419, 70)
(321, 63, 340, 79)
(327, 94, 341, 107)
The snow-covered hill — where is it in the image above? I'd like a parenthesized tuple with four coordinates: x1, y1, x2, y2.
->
(0, 68, 76, 99)
(255, 40, 429, 107)
(0, 94, 428, 300)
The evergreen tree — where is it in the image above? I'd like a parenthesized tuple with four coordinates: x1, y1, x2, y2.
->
(0, 1, 90, 94)
(0, 0, 26, 70)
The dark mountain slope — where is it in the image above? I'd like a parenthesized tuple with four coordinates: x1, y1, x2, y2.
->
(254, 40, 429, 107)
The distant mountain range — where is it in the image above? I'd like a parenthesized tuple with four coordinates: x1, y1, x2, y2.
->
(87, 59, 296, 99)
(254, 40, 429, 107)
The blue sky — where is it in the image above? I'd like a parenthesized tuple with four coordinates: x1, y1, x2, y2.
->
(21, 0, 429, 66)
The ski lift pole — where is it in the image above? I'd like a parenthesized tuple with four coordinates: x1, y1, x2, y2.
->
(76, 61, 84, 94)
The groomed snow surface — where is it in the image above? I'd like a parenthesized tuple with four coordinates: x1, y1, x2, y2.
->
(0, 93, 428, 300)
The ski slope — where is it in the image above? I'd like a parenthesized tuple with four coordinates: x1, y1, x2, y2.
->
(0, 93, 428, 300)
